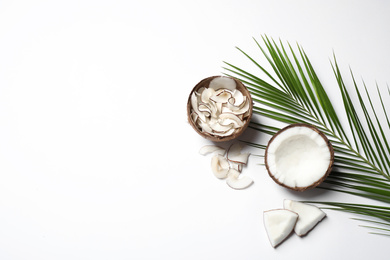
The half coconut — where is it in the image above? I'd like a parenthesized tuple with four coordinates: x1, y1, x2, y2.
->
(265, 124, 334, 192)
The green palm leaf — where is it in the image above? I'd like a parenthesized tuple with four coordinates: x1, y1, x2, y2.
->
(224, 36, 390, 236)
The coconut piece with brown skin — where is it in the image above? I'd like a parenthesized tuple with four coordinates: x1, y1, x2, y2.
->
(283, 199, 326, 236)
(264, 124, 334, 192)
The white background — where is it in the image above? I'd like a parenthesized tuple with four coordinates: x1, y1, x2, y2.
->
(1, 1, 390, 259)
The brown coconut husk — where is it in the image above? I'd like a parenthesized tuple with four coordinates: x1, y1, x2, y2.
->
(187, 75, 253, 142)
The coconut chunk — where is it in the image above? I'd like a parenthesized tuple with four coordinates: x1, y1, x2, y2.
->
(227, 142, 250, 164)
(283, 200, 326, 236)
(263, 209, 298, 248)
(211, 155, 230, 179)
(226, 168, 253, 189)
(209, 76, 236, 91)
(199, 145, 226, 156)
(265, 124, 334, 191)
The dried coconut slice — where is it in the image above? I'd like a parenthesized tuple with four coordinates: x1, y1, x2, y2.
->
(219, 113, 245, 128)
(231, 89, 245, 106)
(224, 98, 250, 116)
(211, 154, 230, 179)
(212, 127, 235, 137)
(227, 142, 250, 164)
(263, 209, 298, 248)
(265, 124, 334, 191)
(283, 200, 326, 236)
(191, 92, 206, 122)
(190, 111, 199, 123)
(201, 88, 215, 103)
(230, 161, 242, 172)
(199, 145, 226, 156)
(209, 120, 234, 133)
(226, 168, 253, 189)
(198, 119, 213, 134)
(210, 91, 232, 104)
(209, 76, 236, 92)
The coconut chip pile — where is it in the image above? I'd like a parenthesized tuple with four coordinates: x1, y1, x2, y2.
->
(199, 143, 253, 190)
(189, 77, 251, 138)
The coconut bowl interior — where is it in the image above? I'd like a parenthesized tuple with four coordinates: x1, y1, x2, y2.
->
(265, 124, 334, 191)
(187, 75, 253, 142)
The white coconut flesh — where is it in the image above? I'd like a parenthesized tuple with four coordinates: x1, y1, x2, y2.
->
(283, 200, 326, 236)
(266, 125, 333, 190)
(190, 77, 251, 137)
(263, 209, 298, 248)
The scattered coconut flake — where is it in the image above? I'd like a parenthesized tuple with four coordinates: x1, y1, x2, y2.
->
(199, 145, 226, 156)
(199, 142, 253, 190)
(230, 161, 242, 172)
(283, 200, 326, 236)
(227, 142, 250, 164)
(211, 155, 230, 179)
(226, 168, 253, 189)
(263, 209, 298, 248)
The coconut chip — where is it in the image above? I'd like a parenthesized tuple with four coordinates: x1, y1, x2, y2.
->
(226, 168, 253, 189)
(227, 142, 250, 164)
(211, 154, 230, 179)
